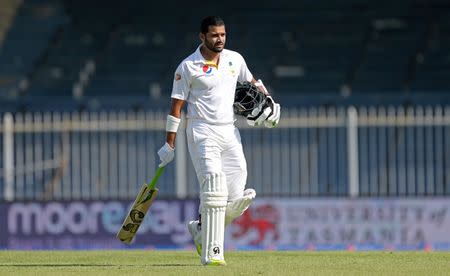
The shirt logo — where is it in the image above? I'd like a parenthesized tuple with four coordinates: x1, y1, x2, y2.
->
(202, 65, 213, 74)
(175, 73, 181, 81)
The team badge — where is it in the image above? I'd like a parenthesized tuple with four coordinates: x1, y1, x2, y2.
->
(229, 62, 235, 76)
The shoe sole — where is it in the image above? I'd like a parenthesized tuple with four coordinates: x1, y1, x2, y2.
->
(205, 259, 227, 266)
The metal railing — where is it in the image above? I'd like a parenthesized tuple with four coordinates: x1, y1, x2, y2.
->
(1, 106, 449, 201)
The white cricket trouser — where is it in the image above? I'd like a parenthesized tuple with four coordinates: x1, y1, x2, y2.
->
(186, 119, 247, 202)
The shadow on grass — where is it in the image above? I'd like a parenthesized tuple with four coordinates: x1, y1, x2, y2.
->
(0, 264, 198, 267)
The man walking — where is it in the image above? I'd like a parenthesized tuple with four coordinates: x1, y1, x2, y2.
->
(157, 16, 280, 266)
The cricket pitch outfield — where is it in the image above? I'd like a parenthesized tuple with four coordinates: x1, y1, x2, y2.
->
(0, 250, 449, 275)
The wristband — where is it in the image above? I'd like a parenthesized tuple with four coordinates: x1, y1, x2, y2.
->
(166, 115, 181, 133)
(254, 79, 269, 95)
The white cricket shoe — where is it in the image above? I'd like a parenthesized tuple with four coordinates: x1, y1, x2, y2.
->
(187, 220, 202, 256)
(204, 259, 227, 266)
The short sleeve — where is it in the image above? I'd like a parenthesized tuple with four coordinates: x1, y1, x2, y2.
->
(237, 54, 253, 83)
(171, 62, 191, 100)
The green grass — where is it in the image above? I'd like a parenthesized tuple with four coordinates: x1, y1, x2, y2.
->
(0, 250, 449, 275)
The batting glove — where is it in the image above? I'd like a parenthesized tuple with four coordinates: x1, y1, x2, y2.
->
(264, 96, 281, 128)
(246, 103, 272, 126)
(157, 142, 174, 167)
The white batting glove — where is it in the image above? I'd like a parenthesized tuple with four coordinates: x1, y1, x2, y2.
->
(157, 142, 174, 167)
(246, 102, 272, 126)
(246, 79, 279, 127)
(264, 96, 281, 128)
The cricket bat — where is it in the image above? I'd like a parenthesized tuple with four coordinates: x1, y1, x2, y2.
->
(116, 165, 165, 244)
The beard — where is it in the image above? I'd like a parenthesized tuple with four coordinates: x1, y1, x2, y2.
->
(204, 39, 224, 53)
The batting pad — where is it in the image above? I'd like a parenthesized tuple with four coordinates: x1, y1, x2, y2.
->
(225, 188, 256, 226)
(200, 172, 228, 265)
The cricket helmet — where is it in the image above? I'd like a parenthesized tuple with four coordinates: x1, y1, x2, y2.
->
(233, 81, 268, 117)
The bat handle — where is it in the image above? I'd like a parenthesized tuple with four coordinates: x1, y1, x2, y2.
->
(148, 166, 165, 190)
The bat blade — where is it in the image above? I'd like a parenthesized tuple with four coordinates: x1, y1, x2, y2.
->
(117, 166, 165, 244)
(116, 183, 159, 244)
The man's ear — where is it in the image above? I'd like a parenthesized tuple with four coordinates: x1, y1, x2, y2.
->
(199, 32, 205, 43)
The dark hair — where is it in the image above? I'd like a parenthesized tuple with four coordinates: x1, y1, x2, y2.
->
(200, 16, 225, 34)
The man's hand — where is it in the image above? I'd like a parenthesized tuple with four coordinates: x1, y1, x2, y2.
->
(157, 142, 175, 167)
(244, 79, 281, 127)
(246, 96, 281, 127)
(264, 96, 281, 128)
(245, 79, 271, 126)
(246, 101, 272, 126)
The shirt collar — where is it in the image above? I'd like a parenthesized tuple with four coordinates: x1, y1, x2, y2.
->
(193, 44, 228, 65)
(192, 45, 204, 63)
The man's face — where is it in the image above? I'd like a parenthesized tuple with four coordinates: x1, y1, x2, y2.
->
(202, 25, 226, 53)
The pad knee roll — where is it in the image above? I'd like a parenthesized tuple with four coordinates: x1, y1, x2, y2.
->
(200, 172, 228, 208)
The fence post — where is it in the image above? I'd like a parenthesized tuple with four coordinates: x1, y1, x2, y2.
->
(347, 107, 359, 197)
(3, 113, 14, 201)
(175, 115, 187, 199)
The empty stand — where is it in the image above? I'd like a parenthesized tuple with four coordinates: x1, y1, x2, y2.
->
(351, 21, 420, 92)
(0, 0, 66, 100)
(0, 0, 449, 111)
(411, 14, 450, 91)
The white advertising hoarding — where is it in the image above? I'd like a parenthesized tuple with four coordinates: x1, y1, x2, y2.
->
(226, 198, 450, 250)
(2, 198, 449, 250)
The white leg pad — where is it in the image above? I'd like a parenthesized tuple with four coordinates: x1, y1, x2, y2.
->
(225, 188, 256, 226)
(200, 173, 228, 265)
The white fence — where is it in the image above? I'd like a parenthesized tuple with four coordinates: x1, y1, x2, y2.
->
(1, 106, 449, 201)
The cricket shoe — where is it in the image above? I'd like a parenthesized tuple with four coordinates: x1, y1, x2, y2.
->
(187, 220, 202, 256)
(204, 259, 227, 266)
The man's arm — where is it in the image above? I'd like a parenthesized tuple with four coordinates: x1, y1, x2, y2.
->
(157, 98, 185, 167)
(250, 78, 269, 95)
(166, 98, 185, 148)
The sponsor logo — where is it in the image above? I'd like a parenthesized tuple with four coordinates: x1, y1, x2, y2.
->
(122, 222, 139, 234)
(209, 243, 221, 257)
(7, 201, 197, 243)
(202, 65, 212, 74)
(232, 204, 280, 245)
(130, 209, 145, 223)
